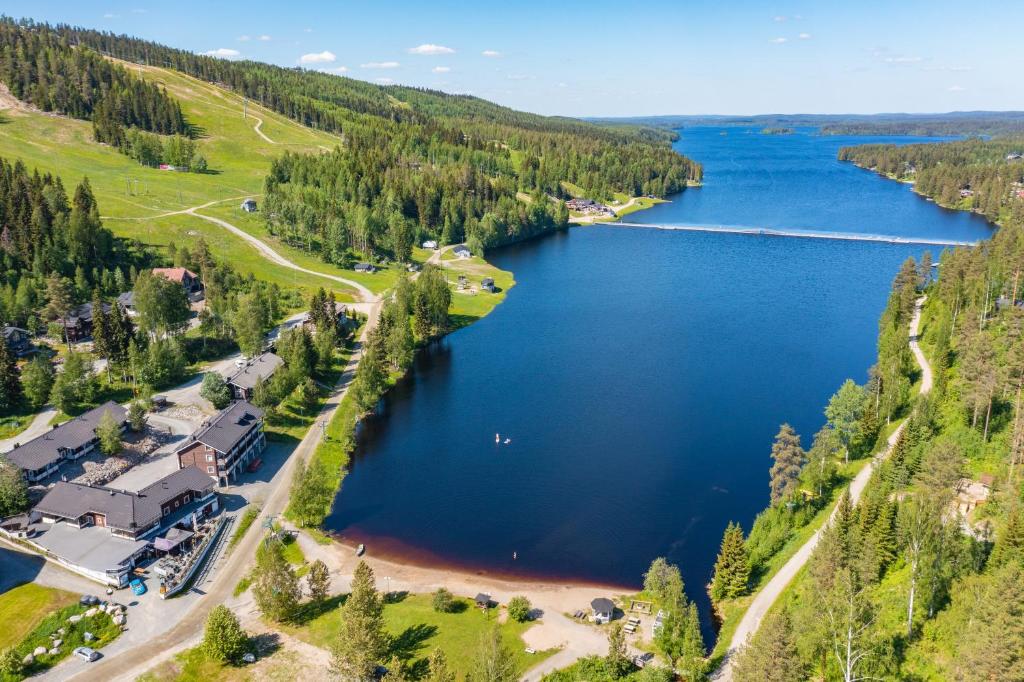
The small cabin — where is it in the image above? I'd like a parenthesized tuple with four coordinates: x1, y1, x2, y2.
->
(422, 240, 438, 250)
(591, 597, 615, 625)
(452, 245, 471, 259)
(481, 277, 496, 293)
(475, 593, 492, 609)
(241, 199, 258, 212)
(354, 263, 376, 273)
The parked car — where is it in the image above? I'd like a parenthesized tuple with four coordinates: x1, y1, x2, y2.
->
(79, 595, 100, 607)
(73, 647, 100, 662)
(242, 653, 256, 664)
(130, 578, 147, 596)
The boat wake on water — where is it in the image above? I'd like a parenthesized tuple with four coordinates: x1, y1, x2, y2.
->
(604, 221, 978, 247)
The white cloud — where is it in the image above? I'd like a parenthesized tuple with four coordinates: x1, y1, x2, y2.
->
(773, 15, 787, 22)
(884, 56, 923, 64)
(923, 65, 973, 72)
(361, 61, 400, 69)
(948, 85, 966, 92)
(507, 74, 529, 81)
(375, 77, 395, 85)
(798, 33, 812, 40)
(481, 50, 501, 58)
(258, 35, 272, 41)
(203, 48, 242, 59)
(432, 66, 451, 73)
(321, 66, 349, 74)
(300, 50, 336, 64)
(769, 37, 787, 44)
(408, 44, 455, 55)
(557, 82, 568, 88)
(238, 35, 251, 42)
(103, 13, 119, 18)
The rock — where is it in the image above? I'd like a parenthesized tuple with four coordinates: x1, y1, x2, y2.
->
(84, 607, 98, 617)
(52, 639, 62, 647)
(48, 647, 60, 656)
(33, 646, 47, 657)
(22, 654, 34, 665)
(68, 614, 83, 624)
(83, 632, 94, 642)
(113, 614, 126, 626)
(57, 627, 66, 635)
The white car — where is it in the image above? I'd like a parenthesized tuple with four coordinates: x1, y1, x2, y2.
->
(73, 647, 100, 662)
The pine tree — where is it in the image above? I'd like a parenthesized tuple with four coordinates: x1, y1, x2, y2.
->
(96, 409, 123, 456)
(769, 424, 805, 505)
(426, 648, 455, 682)
(954, 563, 1024, 680)
(870, 500, 898, 576)
(469, 627, 517, 682)
(0, 455, 30, 517)
(606, 622, 631, 678)
(989, 505, 1024, 569)
(732, 610, 804, 682)
(202, 605, 249, 664)
(0, 340, 22, 412)
(306, 559, 331, 602)
(331, 561, 387, 680)
(20, 356, 53, 409)
(710, 522, 750, 602)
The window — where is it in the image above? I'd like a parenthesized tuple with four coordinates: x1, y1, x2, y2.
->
(207, 466, 215, 473)
(206, 454, 214, 462)
(174, 500, 179, 508)
(162, 507, 169, 516)
(184, 493, 190, 503)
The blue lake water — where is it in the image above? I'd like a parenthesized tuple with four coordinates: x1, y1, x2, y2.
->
(325, 127, 993, 630)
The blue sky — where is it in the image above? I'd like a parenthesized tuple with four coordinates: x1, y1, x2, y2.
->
(10, 0, 1023, 117)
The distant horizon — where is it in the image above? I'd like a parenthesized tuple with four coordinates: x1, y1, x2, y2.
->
(9, 0, 1022, 117)
(587, 110, 1024, 120)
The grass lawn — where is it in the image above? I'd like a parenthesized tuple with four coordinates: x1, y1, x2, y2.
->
(0, 411, 35, 440)
(0, 584, 78, 651)
(0, 591, 121, 681)
(227, 506, 260, 552)
(286, 593, 551, 679)
(436, 254, 516, 330)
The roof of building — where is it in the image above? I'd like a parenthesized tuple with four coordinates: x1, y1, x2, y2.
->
(32, 522, 149, 573)
(242, 198, 257, 206)
(475, 593, 491, 604)
(33, 465, 215, 532)
(354, 262, 375, 271)
(481, 277, 495, 286)
(2, 325, 29, 339)
(116, 291, 135, 308)
(181, 400, 264, 455)
(591, 598, 615, 613)
(224, 352, 283, 391)
(61, 302, 111, 326)
(154, 526, 194, 552)
(5, 401, 127, 473)
(453, 245, 471, 253)
(152, 267, 198, 284)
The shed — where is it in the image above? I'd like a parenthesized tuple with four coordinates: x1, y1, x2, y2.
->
(591, 597, 615, 624)
(481, 277, 496, 293)
(354, 263, 376, 273)
(422, 240, 438, 249)
(241, 199, 258, 212)
(452, 245, 471, 259)
(475, 593, 492, 609)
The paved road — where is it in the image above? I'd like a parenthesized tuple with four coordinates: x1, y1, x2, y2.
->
(0, 406, 57, 454)
(713, 296, 931, 681)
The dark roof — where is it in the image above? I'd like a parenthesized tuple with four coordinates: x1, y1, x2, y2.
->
(354, 262, 374, 271)
(2, 325, 29, 339)
(180, 400, 264, 454)
(5, 401, 127, 474)
(481, 278, 495, 286)
(61, 302, 112, 326)
(453, 245, 471, 253)
(591, 598, 615, 613)
(33, 465, 214, 532)
(117, 291, 135, 308)
(475, 593, 491, 604)
(224, 352, 283, 391)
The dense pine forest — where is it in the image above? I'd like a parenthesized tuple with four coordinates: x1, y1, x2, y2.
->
(839, 136, 1024, 224)
(0, 18, 188, 147)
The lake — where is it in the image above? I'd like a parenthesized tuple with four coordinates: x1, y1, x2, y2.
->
(324, 127, 993, 629)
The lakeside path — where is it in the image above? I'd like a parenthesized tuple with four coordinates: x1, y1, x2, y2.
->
(713, 296, 931, 681)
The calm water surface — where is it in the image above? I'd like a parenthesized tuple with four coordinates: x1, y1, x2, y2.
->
(325, 127, 993, 629)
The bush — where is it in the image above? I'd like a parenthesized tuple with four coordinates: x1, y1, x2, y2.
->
(507, 595, 532, 622)
(432, 587, 456, 613)
(200, 372, 233, 409)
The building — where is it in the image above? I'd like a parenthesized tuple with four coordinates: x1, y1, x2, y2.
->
(176, 400, 266, 487)
(4, 401, 127, 483)
(1007, 152, 1023, 161)
(452, 245, 471, 259)
(152, 267, 203, 299)
(57, 302, 112, 343)
(354, 262, 376, 273)
(301, 302, 350, 334)
(591, 597, 615, 624)
(241, 198, 258, 212)
(223, 351, 283, 400)
(25, 466, 217, 586)
(481, 277, 496, 293)
(2, 325, 34, 356)
(475, 593, 492, 609)
(116, 291, 137, 317)
(422, 240, 438, 249)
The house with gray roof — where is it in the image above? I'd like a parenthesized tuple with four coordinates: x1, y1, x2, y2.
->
(176, 401, 266, 487)
(4, 401, 127, 482)
(223, 351, 284, 400)
(2, 325, 34, 356)
(28, 466, 218, 586)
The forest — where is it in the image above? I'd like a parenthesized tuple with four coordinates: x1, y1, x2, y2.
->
(710, 140, 1024, 681)
(0, 18, 188, 147)
(839, 136, 1024, 224)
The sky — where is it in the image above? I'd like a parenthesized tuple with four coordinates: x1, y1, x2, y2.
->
(10, 0, 1024, 118)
